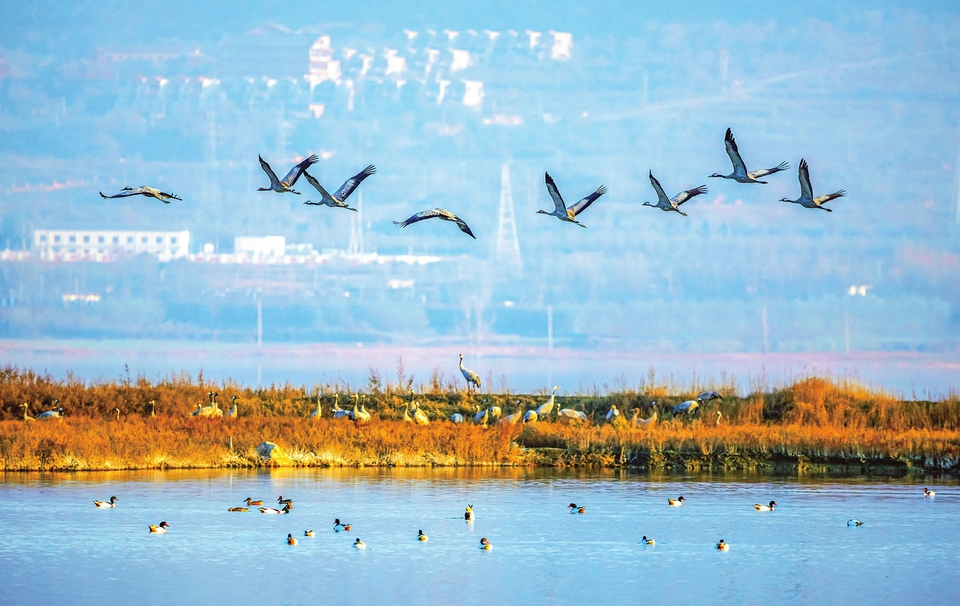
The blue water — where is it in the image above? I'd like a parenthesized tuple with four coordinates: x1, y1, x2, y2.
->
(0, 469, 957, 605)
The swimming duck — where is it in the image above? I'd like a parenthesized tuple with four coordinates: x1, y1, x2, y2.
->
(716, 539, 729, 551)
(354, 538, 366, 549)
(228, 507, 249, 512)
(277, 496, 293, 507)
(923, 488, 936, 498)
(304, 530, 315, 537)
(479, 538, 492, 550)
(641, 536, 655, 545)
(94, 496, 118, 508)
(754, 501, 777, 511)
(668, 496, 686, 507)
(334, 519, 352, 531)
(847, 519, 864, 527)
(259, 505, 290, 514)
(464, 505, 474, 522)
(418, 530, 428, 542)
(567, 503, 586, 514)
(287, 534, 298, 545)
(243, 498, 263, 506)
(149, 521, 170, 534)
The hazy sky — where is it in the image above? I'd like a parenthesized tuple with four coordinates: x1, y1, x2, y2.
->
(1, 0, 958, 394)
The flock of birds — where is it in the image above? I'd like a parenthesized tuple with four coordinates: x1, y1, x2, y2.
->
(90, 487, 938, 552)
(97, 127, 847, 240)
(14, 357, 725, 426)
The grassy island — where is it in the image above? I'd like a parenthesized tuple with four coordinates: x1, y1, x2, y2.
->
(1, 368, 958, 475)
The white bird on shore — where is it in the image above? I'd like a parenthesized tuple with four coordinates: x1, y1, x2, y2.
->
(537, 172, 607, 228)
(605, 405, 620, 423)
(710, 128, 789, 184)
(100, 186, 182, 203)
(674, 400, 699, 416)
(631, 406, 658, 428)
(499, 403, 524, 425)
(225, 396, 239, 417)
(522, 409, 538, 423)
(459, 354, 481, 389)
(535, 386, 560, 419)
(20, 403, 34, 421)
(257, 154, 318, 194)
(450, 413, 464, 423)
(642, 171, 707, 217)
(557, 408, 587, 423)
(394, 209, 476, 238)
(780, 159, 845, 212)
(474, 405, 489, 426)
(302, 165, 376, 211)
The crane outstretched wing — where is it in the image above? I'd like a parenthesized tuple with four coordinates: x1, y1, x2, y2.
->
(258, 156, 282, 188)
(394, 209, 445, 227)
(569, 185, 607, 217)
(544, 172, 568, 214)
(333, 164, 376, 202)
(724, 128, 748, 175)
(673, 185, 707, 207)
(280, 154, 319, 186)
(748, 161, 789, 180)
(648, 171, 669, 206)
(798, 159, 813, 200)
(302, 171, 334, 201)
(100, 188, 142, 199)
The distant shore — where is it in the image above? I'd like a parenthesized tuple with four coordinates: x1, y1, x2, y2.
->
(2, 371, 957, 475)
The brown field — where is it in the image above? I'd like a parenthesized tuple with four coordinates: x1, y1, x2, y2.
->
(1, 368, 958, 473)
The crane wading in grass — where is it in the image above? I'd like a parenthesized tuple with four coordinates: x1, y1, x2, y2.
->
(460, 354, 481, 390)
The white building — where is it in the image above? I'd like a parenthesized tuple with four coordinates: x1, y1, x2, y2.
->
(234, 235, 286, 260)
(34, 229, 190, 261)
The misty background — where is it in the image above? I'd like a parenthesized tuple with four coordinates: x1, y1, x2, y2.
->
(0, 1, 958, 394)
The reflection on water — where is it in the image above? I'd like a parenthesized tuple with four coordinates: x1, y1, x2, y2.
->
(1, 469, 958, 605)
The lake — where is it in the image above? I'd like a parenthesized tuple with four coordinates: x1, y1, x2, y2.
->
(0, 469, 957, 605)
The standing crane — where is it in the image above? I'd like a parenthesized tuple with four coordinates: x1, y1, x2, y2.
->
(459, 354, 481, 390)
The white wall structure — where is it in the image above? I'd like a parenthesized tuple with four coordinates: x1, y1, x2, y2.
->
(234, 236, 286, 260)
(34, 229, 190, 261)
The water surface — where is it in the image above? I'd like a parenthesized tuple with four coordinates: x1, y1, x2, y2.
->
(0, 469, 957, 605)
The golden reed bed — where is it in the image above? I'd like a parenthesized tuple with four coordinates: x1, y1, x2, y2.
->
(1, 369, 958, 473)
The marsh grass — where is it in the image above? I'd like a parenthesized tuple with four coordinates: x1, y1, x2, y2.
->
(1, 368, 957, 472)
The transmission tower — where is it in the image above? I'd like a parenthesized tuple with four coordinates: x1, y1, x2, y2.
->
(495, 162, 522, 272)
(348, 190, 365, 255)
